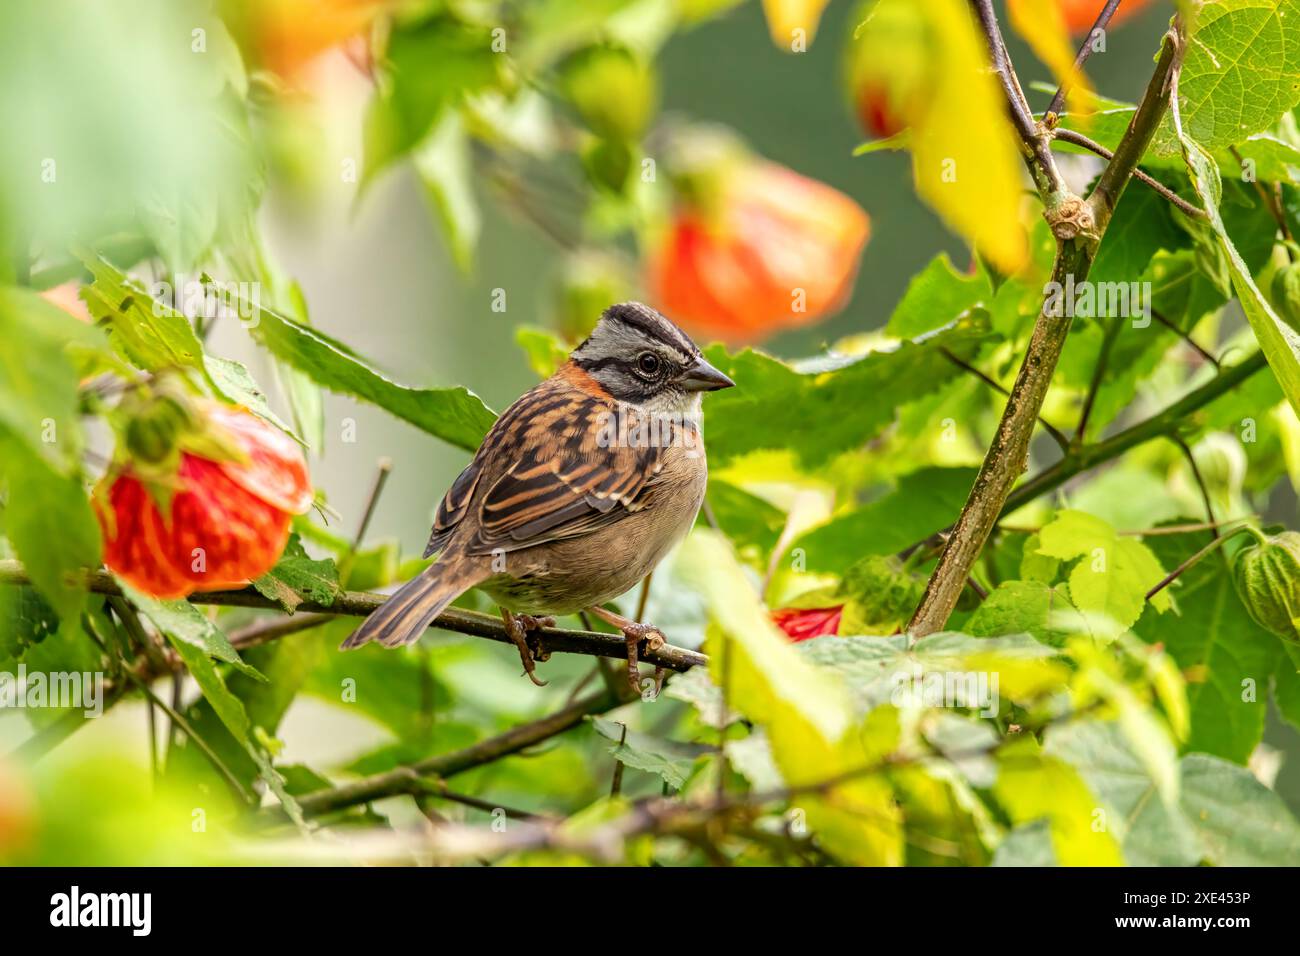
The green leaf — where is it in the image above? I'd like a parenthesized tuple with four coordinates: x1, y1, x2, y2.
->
(967, 580, 1078, 647)
(588, 716, 706, 789)
(164, 628, 304, 826)
(991, 820, 1058, 866)
(837, 555, 925, 634)
(797, 631, 1064, 715)
(993, 736, 1125, 866)
(1179, 0, 1300, 151)
(702, 320, 993, 468)
(203, 354, 301, 443)
(1180, 752, 1300, 864)
(1045, 719, 1201, 866)
(1273, 643, 1300, 731)
(363, 18, 505, 180)
(0, 585, 59, 664)
(885, 253, 991, 338)
(1088, 177, 1185, 286)
(412, 110, 480, 274)
(793, 467, 978, 573)
(237, 293, 497, 453)
(515, 326, 570, 380)
(1, 438, 100, 622)
(676, 531, 904, 865)
(125, 587, 264, 681)
(0, 287, 104, 469)
(1135, 532, 1280, 763)
(1035, 510, 1172, 636)
(1179, 126, 1300, 420)
(79, 256, 213, 389)
(251, 535, 340, 613)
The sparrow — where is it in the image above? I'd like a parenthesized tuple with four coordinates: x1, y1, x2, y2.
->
(341, 302, 735, 690)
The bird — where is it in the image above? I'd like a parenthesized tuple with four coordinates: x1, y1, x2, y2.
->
(340, 302, 735, 690)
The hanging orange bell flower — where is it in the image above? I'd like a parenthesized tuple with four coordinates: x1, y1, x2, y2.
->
(648, 157, 870, 341)
(771, 605, 844, 642)
(96, 387, 313, 599)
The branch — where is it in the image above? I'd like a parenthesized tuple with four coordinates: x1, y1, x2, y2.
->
(909, 25, 1192, 637)
(940, 347, 1071, 451)
(970, 0, 1066, 199)
(1051, 128, 1208, 220)
(0, 561, 707, 675)
(287, 688, 626, 818)
(1088, 29, 1182, 232)
(1044, 0, 1124, 122)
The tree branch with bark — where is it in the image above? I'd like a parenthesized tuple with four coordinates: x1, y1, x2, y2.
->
(907, 8, 1188, 637)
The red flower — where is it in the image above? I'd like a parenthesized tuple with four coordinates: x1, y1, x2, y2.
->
(772, 605, 844, 642)
(97, 401, 313, 599)
(648, 161, 870, 341)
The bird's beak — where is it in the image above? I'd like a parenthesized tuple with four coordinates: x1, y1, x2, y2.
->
(679, 356, 735, 392)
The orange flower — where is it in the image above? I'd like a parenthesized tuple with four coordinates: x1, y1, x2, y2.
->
(97, 400, 313, 599)
(1057, 0, 1151, 34)
(648, 161, 870, 340)
(771, 605, 844, 642)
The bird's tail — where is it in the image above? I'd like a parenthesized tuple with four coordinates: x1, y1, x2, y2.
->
(340, 559, 484, 650)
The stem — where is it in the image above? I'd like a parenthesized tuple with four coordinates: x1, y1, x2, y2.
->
(1145, 523, 1255, 600)
(1044, 0, 1124, 122)
(1088, 30, 1181, 233)
(1051, 128, 1208, 220)
(909, 23, 1186, 637)
(0, 562, 706, 675)
(1074, 316, 1120, 444)
(941, 347, 1071, 451)
(902, 352, 1270, 565)
(290, 688, 625, 818)
(1151, 308, 1220, 368)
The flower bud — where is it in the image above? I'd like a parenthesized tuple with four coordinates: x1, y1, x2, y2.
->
(1270, 257, 1300, 333)
(1233, 531, 1300, 644)
(559, 44, 657, 142)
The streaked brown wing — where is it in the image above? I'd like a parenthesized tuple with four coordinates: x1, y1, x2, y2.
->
(423, 457, 483, 557)
(466, 393, 666, 555)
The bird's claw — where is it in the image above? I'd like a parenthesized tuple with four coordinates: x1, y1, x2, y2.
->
(621, 622, 666, 695)
(501, 611, 554, 686)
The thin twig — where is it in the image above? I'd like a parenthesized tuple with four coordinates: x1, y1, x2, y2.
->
(1074, 316, 1121, 444)
(902, 351, 1270, 560)
(86, 613, 255, 804)
(1145, 523, 1254, 600)
(1230, 145, 1293, 245)
(941, 348, 1071, 451)
(1051, 128, 1208, 220)
(1150, 308, 1220, 368)
(1045, 0, 1125, 122)
(1171, 435, 1218, 534)
(351, 458, 393, 553)
(288, 687, 628, 818)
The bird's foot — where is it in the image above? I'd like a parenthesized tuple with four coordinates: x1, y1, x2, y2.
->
(500, 610, 555, 686)
(586, 606, 666, 695)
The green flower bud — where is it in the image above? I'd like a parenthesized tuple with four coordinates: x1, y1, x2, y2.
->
(559, 44, 657, 142)
(1233, 531, 1300, 644)
(1271, 258, 1300, 333)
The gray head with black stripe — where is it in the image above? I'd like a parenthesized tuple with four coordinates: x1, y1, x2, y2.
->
(571, 302, 734, 412)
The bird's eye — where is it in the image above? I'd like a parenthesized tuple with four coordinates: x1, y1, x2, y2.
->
(636, 352, 661, 376)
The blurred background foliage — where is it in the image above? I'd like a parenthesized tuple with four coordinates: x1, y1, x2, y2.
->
(1, 0, 1300, 866)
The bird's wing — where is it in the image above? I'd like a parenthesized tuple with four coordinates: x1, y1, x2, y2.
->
(470, 390, 672, 555)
